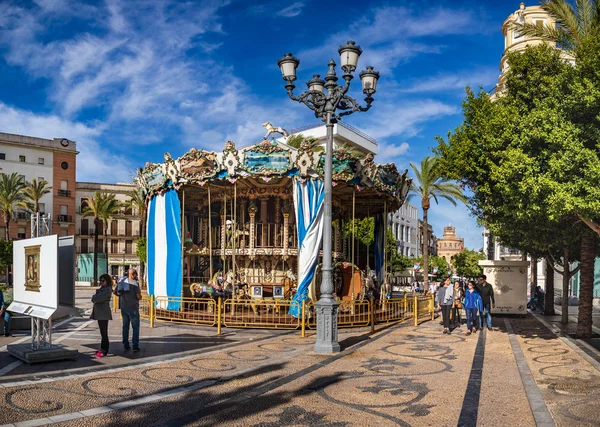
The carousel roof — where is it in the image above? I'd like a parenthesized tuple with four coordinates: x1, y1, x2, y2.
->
(136, 137, 411, 209)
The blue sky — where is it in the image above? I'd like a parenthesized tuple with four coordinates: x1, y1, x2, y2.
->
(0, 0, 521, 250)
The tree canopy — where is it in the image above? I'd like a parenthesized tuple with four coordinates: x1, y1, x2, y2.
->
(452, 249, 485, 278)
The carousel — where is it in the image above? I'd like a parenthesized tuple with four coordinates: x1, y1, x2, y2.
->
(136, 124, 411, 320)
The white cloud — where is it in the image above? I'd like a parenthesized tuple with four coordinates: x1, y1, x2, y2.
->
(277, 2, 304, 17)
(377, 141, 410, 163)
(0, 103, 133, 183)
(295, 6, 480, 73)
(399, 68, 499, 94)
(360, 100, 458, 140)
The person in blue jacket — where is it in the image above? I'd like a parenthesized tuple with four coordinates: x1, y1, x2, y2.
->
(463, 280, 483, 336)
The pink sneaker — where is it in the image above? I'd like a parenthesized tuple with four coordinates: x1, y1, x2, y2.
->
(94, 351, 107, 358)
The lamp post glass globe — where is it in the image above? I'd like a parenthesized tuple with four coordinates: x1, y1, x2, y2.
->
(359, 66, 380, 95)
(277, 53, 300, 81)
(338, 40, 363, 74)
(307, 74, 325, 93)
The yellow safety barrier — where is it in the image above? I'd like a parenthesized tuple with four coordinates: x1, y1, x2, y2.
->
(112, 294, 119, 313)
(222, 298, 301, 329)
(135, 293, 435, 333)
(154, 296, 218, 326)
(375, 297, 411, 324)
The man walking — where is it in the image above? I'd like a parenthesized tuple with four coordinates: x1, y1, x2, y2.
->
(477, 274, 495, 331)
(114, 268, 142, 351)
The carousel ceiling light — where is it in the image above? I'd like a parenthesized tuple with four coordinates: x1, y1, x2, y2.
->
(277, 40, 378, 355)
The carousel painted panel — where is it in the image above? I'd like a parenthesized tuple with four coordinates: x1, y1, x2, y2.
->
(179, 149, 218, 182)
(242, 141, 292, 175)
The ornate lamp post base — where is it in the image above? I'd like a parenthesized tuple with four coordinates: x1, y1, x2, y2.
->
(314, 299, 341, 353)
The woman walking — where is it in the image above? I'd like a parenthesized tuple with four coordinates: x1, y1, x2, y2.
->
(463, 281, 483, 335)
(91, 273, 113, 358)
(436, 277, 454, 334)
(451, 281, 465, 329)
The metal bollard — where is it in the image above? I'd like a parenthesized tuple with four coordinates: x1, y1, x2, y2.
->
(414, 295, 418, 326)
(149, 295, 155, 328)
(301, 299, 306, 337)
(370, 298, 375, 333)
(217, 297, 222, 335)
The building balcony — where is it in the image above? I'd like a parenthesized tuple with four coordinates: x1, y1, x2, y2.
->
(57, 189, 72, 197)
(57, 215, 73, 223)
(13, 212, 29, 221)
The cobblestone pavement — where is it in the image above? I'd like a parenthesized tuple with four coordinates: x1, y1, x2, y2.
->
(1, 312, 600, 426)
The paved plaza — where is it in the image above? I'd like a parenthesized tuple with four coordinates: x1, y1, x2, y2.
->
(0, 292, 600, 426)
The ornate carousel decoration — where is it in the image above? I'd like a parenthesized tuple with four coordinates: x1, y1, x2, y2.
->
(136, 126, 411, 319)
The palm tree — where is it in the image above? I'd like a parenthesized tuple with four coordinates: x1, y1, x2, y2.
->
(0, 173, 27, 241)
(409, 156, 466, 291)
(514, 0, 600, 55)
(98, 194, 121, 255)
(285, 134, 325, 152)
(82, 191, 120, 285)
(515, 0, 600, 338)
(126, 188, 147, 284)
(23, 179, 52, 214)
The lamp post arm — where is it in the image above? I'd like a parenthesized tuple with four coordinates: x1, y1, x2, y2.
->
(335, 94, 374, 120)
(286, 88, 327, 117)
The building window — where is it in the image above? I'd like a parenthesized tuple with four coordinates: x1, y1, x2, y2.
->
(19, 155, 26, 162)
(61, 161, 69, 170)
(0, 153, 5, 160)
(60, 205, 68, 215)
(38, 203, 45, 214)
(38, 157, 44, 165)
(17, 227, 26, 239)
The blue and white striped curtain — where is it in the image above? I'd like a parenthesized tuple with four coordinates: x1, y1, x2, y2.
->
(374, 213, 384, 283)
(147, 189, 182, 311)
(289, 179, 325, 317)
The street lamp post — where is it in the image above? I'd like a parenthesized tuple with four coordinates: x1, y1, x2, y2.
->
(278, 41, 379, 353)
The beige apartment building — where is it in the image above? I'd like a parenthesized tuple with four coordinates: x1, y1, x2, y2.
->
(76, 182, 142, 280)
(437, 226, 464, 265)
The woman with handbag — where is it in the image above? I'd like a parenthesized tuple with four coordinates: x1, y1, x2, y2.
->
(451, 281, 465, 329)
(91, 273, 113, 358)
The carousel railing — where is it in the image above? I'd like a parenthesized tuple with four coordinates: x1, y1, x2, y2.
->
(222, 298, 301, 329)
(133, 293, 435, 333)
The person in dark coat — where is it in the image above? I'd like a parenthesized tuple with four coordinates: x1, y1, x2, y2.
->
(91, 273, 113, 358)
(476, 274, 496, 331)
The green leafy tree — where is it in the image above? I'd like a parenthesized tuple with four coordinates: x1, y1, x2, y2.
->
(136, 237, 146, 270)
(435, 43, 600, 336)
(409, 156, 466, 290)
(452, 249, 485, 278)
(412, 255, 449, 280)
(99, 195, 122, 254)
(285, 134, 324, 152)
(0, 173, 27, 241)
(23, 178, 52, 214)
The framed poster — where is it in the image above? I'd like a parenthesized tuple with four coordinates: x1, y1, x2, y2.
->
(251, 285, 263, 299)
(273, 285, 284, 299)
(25, 245, 41, 292)
(13, 235, 59, 312)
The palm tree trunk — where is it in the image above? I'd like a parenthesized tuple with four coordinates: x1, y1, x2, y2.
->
(577, 231, 596, 338)
(93, 217, 99, 286)
(423, 207, 429, 291)
(544, 257, 555, 315)
(561, 247, 570, 324)
(530, 257, 537, 300)
(5, 213, 10, 241)
(104, 223, 109, 255)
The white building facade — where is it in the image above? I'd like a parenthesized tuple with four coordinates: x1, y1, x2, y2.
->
(389, 202, 419, 258)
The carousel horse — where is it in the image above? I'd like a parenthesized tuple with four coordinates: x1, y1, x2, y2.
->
(262, 122, 290, 139)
